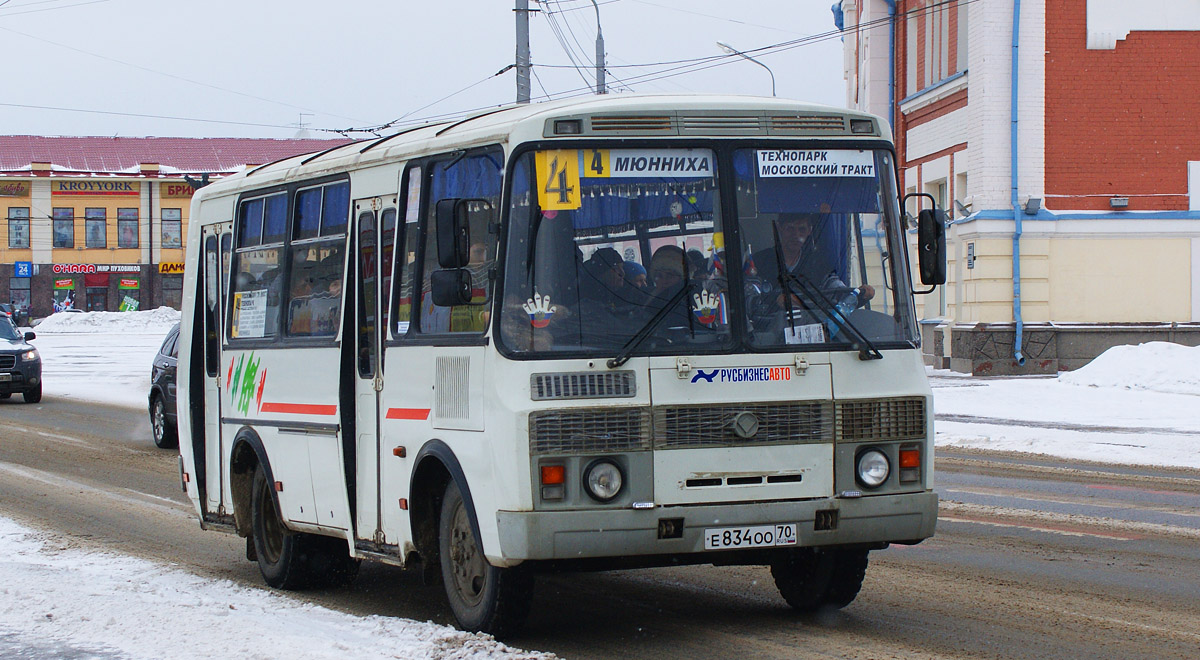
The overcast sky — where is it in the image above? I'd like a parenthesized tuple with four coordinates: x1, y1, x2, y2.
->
(0, 0, 847, 139)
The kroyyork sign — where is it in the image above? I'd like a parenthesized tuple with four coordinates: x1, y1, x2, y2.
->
(52, 264, 141, 274)
(52, 181, 140, 196)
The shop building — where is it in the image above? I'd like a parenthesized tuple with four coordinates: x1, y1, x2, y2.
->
(836, 0, 1200, 373)
(2, 136, 348, 319)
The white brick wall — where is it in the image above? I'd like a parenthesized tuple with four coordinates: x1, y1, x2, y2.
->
(906, 108, 968, 161)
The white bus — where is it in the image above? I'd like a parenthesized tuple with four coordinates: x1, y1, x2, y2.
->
(177, 94, 946, 637)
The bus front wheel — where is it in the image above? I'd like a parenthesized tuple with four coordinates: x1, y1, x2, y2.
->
(771, 547, 869, 612)
(438, 480, 533, 638)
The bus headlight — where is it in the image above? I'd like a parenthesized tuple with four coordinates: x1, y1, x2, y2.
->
(583, 460, 623, 502)
(856, 449, 890, 488)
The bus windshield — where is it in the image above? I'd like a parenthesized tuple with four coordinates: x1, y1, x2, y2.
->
(499, 145, 916, 358)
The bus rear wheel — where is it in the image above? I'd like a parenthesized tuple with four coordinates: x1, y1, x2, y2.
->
(251, 467, 317, 590)
(438, 480, 533, 638)
(771, 547, 869, 612)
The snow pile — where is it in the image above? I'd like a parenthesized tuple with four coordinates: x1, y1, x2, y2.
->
(33, 307, 180, 334)
(0, 516, 554, 660)
(1058, 341, 1200, 396)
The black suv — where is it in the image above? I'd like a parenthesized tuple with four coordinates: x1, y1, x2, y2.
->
(148, 323, 180, 448)
(0, 318, 41, 403)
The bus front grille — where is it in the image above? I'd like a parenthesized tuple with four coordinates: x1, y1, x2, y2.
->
(531, 371, 636, 400)
(834, 397, 926, 442)
(529, 407, 651, 455)
(652, 402, 833, 449)
(528, 397, 926, 455)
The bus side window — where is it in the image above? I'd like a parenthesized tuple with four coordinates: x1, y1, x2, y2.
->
(417, 149, 502, 335)
(393, 166, 422, 338)
(285, 181, 348, 338)
(229, 194, 285, 340)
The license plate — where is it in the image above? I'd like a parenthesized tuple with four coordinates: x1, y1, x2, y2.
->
(0, 374, 10, 382)
(704, 523, 797, 550)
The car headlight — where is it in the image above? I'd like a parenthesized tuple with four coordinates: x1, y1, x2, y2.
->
(583, 459, 624, 502)
(21, 349, 38, 362)
(856, 449, 890, 488)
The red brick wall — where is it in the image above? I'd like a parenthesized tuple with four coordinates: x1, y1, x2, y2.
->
(1045, 0, 1200, 211)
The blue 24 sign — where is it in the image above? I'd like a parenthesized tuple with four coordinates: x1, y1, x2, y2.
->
(14, 261, 32, 278)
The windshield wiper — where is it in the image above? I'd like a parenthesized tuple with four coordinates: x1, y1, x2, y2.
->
(781, 271, 883, 361)
(766, 222, 881, 360)
(606, 283, 691, 368)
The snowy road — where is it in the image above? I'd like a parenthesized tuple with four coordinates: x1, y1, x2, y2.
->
(2, 397, 1198, 659)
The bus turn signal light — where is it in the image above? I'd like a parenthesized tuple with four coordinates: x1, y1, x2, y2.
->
(541, 464, 565, 485)
(898, 446, 921, 483)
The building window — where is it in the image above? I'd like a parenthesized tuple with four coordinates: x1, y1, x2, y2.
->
(85, 207, 107, 248)
(162, 208, 182, 248)
(9, 277, 31, 312)
(118, 208, 139, 248)
(162, 274, 183, 309)
(7, 207, 30, 249)
(53, 208, 75, 248)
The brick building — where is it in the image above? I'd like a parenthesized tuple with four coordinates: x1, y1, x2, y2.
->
(1, 136, 349, 319)
(836, 0, 1200, 372)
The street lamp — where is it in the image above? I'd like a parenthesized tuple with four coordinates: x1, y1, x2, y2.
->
(717, 40, 776, 97)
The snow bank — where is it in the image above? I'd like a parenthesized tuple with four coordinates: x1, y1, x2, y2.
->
(1058, 341, 1200, 396)
(33, 307, 180, 334)
(0, 516, 554, 660)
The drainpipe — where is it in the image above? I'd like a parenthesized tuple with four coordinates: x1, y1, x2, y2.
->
(882, 0, 897, 128)
(1010, 0, 1026, 366)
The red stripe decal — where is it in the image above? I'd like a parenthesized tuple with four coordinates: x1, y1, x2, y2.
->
(259, 402, 338, 416)
(386, 408, 431, 420)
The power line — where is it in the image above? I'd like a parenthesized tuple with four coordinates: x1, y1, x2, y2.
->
(0, 24, 369, 125)
(0, 101, 329, 132)
(323, 0, 978, 136)
(0, 0, 110, 17)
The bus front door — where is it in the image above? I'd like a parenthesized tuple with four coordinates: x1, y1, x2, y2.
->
(351, 198, 398, 547)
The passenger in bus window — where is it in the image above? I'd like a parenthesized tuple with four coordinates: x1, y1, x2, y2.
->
(288, 272, 315, 335)
(622, 261, 648, 291)
(754, 213, 875, 305)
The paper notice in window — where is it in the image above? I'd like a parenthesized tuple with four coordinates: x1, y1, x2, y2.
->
(784, 322, 825, 345)
(233, 289, 267, 339)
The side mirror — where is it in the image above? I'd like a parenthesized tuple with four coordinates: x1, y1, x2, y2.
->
(435, 199, 471, 268)
(23, 331, 35, 342)
(917, 208, 947, 285)
(430, 269, 473, 307)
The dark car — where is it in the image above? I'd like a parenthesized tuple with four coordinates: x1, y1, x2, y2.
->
(148, 323, 180, 448)
(0, 303, 25, 327)
(0, 318, 42, 403)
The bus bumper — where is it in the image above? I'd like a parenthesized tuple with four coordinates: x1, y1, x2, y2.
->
(496, 491, 937, 561)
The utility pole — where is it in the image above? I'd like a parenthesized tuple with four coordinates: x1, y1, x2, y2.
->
(591, 0, 606, 94)
(515, 0, 532, 104)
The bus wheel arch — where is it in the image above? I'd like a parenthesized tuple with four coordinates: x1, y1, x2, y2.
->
(229, 428, 270, 539)
(408, 440, 471, 568)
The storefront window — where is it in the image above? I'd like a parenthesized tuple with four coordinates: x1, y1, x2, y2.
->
(53, 208, 74, 248)
(162, 208, 182, 248)
(163, 274, 183, 309)
(85, 208, 107, 248)
(7, 207, 29, 248)
(118, 208, 139, 248)
(9, 277, 30, 311)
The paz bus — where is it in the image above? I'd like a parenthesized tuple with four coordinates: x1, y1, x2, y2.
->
(177, 94, 946, 637)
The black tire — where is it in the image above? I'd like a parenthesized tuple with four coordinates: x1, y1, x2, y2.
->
(822, 548, 869, 608)
(22, 383, 41, 404)
(150, 395, 178, 449)
(250, 467, 316, 590)
(249, 467, 359, 590)
(771, 547, 870, 612)
(438, 480, 533, 638)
